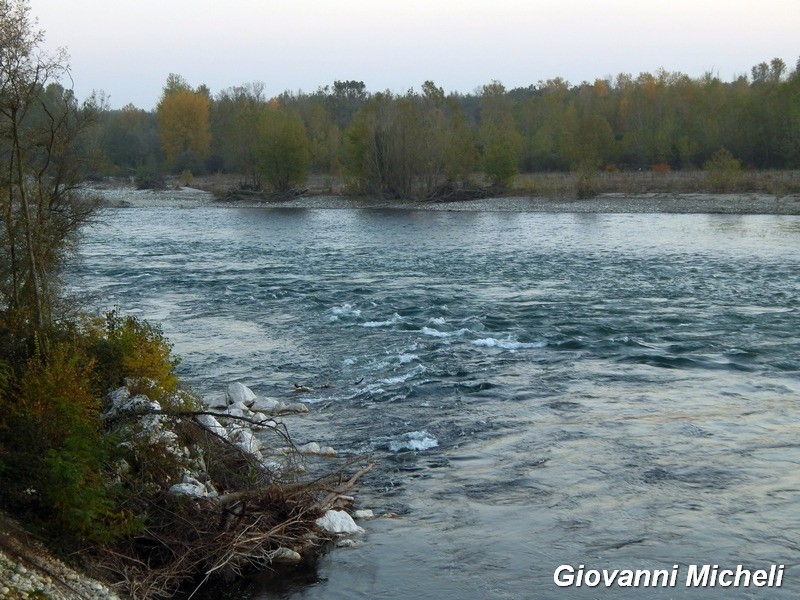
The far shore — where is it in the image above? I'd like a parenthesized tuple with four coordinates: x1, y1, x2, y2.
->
(89, 182, 800, 215)
(223, 191, 800, 215)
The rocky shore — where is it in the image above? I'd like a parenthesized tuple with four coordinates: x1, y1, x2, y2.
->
(0, 381, 371, 599)
(0, 514, 119, 600)
(89, 184, 800, 215)
(240, 191, 800, 214)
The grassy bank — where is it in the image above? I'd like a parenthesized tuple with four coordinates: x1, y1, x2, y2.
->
(514, 169, 800, 199)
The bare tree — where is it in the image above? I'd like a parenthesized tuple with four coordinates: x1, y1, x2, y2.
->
(0, 0, 98, 330)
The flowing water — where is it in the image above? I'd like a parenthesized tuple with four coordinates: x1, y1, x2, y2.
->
(68, 204, 800, 599)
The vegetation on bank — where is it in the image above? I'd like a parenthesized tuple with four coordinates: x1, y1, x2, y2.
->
(87, 57, 800, 200)
(1, 2, 369, 597)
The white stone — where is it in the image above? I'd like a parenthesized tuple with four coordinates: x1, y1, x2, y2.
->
(297, 442, 321, 454)
(122, 394, 161, 414)
(108, 386, 130, 405)
(157, 429, 179, 446)
(354, 509, 374, 520)
(259, 398, 281, 411)
(230, 400, 250, 411)
(205, 394, 227, 409)
(230, 427, 262, 456)
(225, 406, 247, 419)
(226, 382, 257, 407)
(169, 474, 207, 497)
(169, 482, 204, 496)
(196, 414, 228, 439)
(250, 412, 276, 429)
(271, 547, 302, 562)
(262, 459, 285, 473)
(104, 387, 162, 419)
(315, 510, 365, 535)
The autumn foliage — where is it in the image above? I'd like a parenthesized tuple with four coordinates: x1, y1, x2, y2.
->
(156, 82, 211, 170)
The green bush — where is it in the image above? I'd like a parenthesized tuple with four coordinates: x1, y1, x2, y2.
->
(482, 137, 518, 188)
(90, 311, 180, 398)
(6, 339, 135, 541)
(575, 163, 599, 199)
(0, 311, 188, 543)
(704, 147, 742, 192)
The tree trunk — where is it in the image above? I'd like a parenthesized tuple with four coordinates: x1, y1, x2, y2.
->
(11, 108, 45, 329)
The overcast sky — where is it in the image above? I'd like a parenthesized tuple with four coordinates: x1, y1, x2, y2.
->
(28, 0, 800, 110)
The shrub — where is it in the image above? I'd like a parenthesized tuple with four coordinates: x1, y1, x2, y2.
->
(91, 311, 180, 397)
(575, 162, 599, 199)
(135, 172, 166, 190)
(482, 137, 518, 188)
(0, 311, 190, 542)
(6, 338, 132, 541)
(704, 148, 742, 192)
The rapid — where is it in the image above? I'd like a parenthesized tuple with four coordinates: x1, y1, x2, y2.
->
(67, 202, 800, 599)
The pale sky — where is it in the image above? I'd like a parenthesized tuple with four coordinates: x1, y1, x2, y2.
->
(28, 0, 800, 110)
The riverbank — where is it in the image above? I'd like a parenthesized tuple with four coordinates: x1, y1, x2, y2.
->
(0, 377, 372, 599)
(89, 182, 800, 215)
(228, 191, 800, 214)
(0, 512, 118, 600)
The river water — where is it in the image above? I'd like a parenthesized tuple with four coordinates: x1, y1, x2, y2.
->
(68, 204, 800, 599)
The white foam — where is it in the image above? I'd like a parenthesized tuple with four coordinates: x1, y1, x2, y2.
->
(380, 365, 426, 385)
(472, 337, 546, 350)
(421, 327, 470, 338)
(363, 313, 403, 328)
(366, 386, 386, 396)
(330, 304, 362, 321)
(398, 353, 419, 364)
(389, 430, 439, 452)
(427, 316, 446, 326)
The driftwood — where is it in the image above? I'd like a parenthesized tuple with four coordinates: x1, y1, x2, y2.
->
(87, 407, 373, 599)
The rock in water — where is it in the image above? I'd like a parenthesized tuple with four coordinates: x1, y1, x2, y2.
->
(271, 547, 302, 562)
(226, 382, 257, 407)
(315, 510, 365, 535)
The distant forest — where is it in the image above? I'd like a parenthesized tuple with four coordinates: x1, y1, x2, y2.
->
(87, 58, 799, 197)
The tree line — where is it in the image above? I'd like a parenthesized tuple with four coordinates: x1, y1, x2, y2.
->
(88, 59, 800, 198)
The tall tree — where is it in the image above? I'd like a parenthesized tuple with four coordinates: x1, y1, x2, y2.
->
(156, 75, 211, 171)
(479, 82, 523, 187)
(1, 0, 97, 329)
(101, 103, 160, 173)
(210, 81, 264, 174)
(257, 106, 310, 192)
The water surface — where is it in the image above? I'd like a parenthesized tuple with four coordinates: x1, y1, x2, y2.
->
(69, 207, 800, 598)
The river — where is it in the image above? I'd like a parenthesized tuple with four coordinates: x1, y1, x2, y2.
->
(68, 203, 800, 599)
